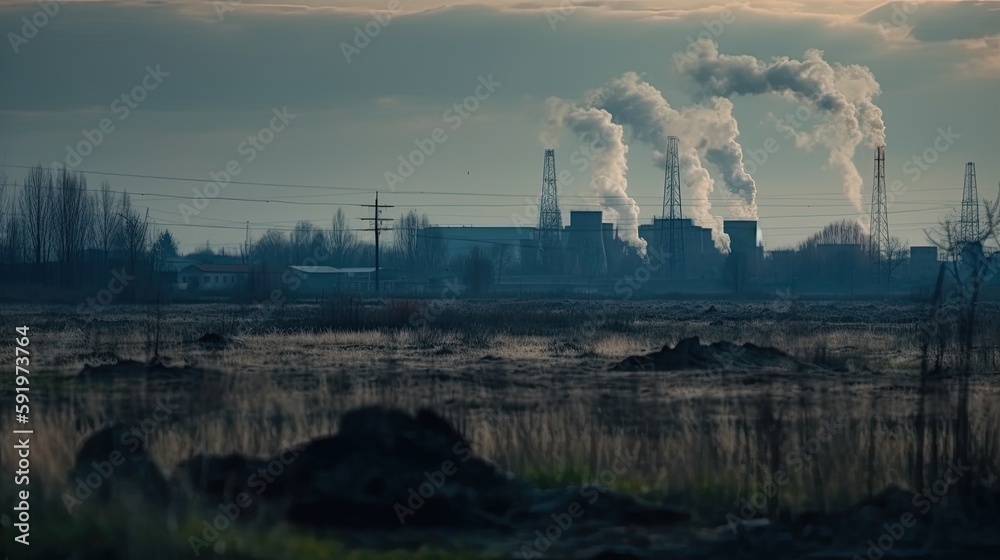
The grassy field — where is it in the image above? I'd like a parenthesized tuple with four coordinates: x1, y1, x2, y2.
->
(1, 299, 998, 558)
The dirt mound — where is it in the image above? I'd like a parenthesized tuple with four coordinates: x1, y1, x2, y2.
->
(78, 358, 207, 381)
(194, 332, 232, 347)
(78, 406, 688, 533)
(611, 336, 796, 372)
(67, 406, 1000, 558)
(66, 424, 169, 512)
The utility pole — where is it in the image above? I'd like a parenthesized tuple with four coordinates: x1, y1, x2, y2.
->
(360, 191, 393, 294)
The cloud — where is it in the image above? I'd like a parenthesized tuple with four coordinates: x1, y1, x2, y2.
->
(861, 1, 1000, 43)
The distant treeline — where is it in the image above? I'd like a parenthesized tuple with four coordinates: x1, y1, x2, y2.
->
(0, 164, 463, 295)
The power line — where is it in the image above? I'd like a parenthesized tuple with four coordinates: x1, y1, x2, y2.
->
(0, 163, 962, 201)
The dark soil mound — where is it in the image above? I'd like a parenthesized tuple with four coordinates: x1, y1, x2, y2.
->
(195, 332, 232, 347)
(66, 424, 169, 511)
(173, 453, 268, 509)
(161, 406, 688, 532)
(69, 406, 1000, 557)
(612, 336, 796, 372)
(78, 358, 207, 381)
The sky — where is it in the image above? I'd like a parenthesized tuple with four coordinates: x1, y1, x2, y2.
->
(1, 0, 999, 254)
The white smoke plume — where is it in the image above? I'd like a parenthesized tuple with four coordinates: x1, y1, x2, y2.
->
(545, 98, 647, 255)
(677, 39, 886, 212)
(582, 72, 756, 245)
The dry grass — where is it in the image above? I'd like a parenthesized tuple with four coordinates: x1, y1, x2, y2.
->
(3, 300, 998, 520)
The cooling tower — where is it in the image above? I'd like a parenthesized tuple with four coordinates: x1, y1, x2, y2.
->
(723, 220, 758, 256)
(724, 220, 759, 277)
(567, 211, 607, 276)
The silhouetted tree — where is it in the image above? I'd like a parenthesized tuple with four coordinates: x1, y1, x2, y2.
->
(393, 210, 445, 274)
(94, 180, 119, 262)
(118, 191, 149, 275)
(0, 169, 22, 264)
(884, 236, 908, 284)
(328, 207, 359, 266)
(253, 229, 289, 266)
(152, 230, 179, 261)
(53, 168, 94, 276)
(797, 219, 867, 251)
(20, 164, 52, 263)
(925, 187, 1000, 372)
(290, 221, 324, 264)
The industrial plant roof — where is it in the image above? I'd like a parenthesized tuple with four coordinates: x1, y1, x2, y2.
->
(288, 266, 342, 274)
(181, 264, 250, 273)
(287, 266, 379, 274)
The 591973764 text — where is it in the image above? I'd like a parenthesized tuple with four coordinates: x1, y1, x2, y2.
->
(13, 325, 33, 547)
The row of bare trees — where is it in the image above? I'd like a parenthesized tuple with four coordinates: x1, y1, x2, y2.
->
(793, 218, 910, 283)
(0, 165, 153, 273)
(251, 209, 448, 276)
(253, 208, 375, 269)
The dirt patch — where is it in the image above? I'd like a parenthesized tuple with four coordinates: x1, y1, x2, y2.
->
(82, 406, 689, 533)
(67, 405, 1000, 559)
(78, 358, 207, 382)
(611, 336, 798, 372)
(192, 332, 235, 348)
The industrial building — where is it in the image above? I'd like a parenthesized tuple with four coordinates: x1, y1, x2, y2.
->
(180, 147, 970, 297)
(423, 225, 534, 270)
(178, 264, 250, 291)
(638, 218, 722, 276)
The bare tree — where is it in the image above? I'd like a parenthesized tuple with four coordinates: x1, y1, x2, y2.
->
(884, 236, 909, 284)
(925, 192, 999, 370)
(797, 219, 868, 251)
(19, 164, 52, 263)
(0, 169, 21, 265)
(328, 207, 359, 266)
(290, 221, 324, 265)
(53, 168, 94, 273)
(118, 191, 149, 276)
(94, 180, 119, 261)
(254, 229, 290, 266)
(917, 188, 1000, 497)
(393, 210, 442, 274)
(0, 167, 8, 219)
(393, 210, 422, 272)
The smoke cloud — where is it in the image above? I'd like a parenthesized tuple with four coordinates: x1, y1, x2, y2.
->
(677, 39, 886, 212)
(582, 72, 756, 245)
(545, 98, 647, 255)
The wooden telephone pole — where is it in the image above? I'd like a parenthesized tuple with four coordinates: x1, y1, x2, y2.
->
(360, 191, 392, 294)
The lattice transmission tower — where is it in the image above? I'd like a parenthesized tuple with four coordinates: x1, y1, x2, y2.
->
(960, 162, 980, 244)
(869, 145, 889, 283)
(660, 136, 685, 273)
(538, 149, 563, 252)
